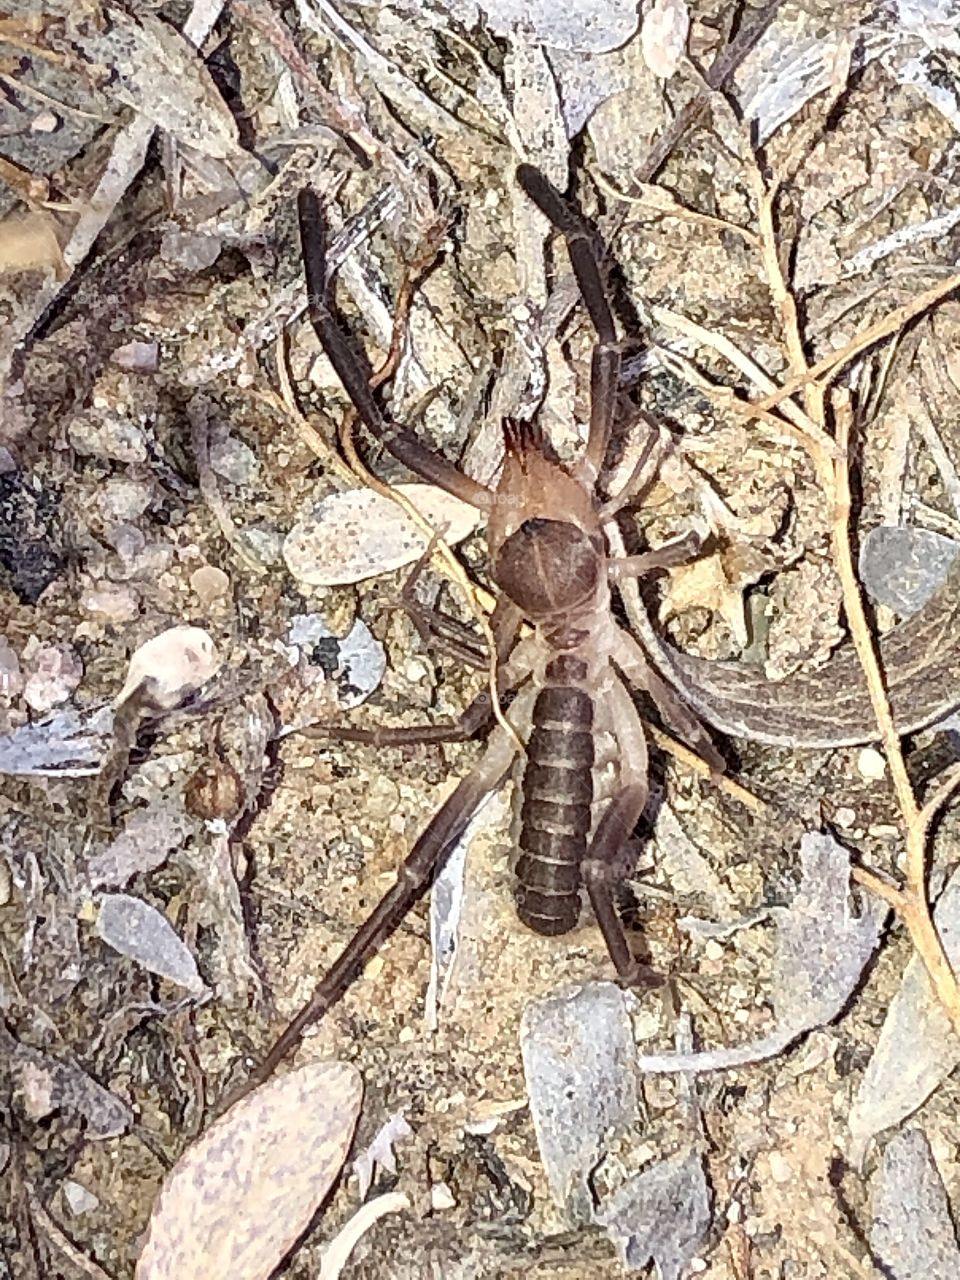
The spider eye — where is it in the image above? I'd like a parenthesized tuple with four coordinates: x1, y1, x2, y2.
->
(493, 518, 600, 616)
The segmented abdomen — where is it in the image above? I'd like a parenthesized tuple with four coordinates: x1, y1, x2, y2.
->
(515, 654, 593, 936)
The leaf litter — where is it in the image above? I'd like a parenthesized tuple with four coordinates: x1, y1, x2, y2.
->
(5, 0, 960, 1276)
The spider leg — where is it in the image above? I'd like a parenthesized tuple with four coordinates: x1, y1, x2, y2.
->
(582, 675, 660, 987)
(515, 164, 621, 481)
(608, 530, 705, 583)
(297, 188, 496, 511)
(244, 682, 535, 1094)
(611, 627, 727, 774)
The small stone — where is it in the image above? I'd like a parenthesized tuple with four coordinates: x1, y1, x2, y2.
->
(80, 583, 139, 623)
(106, 523, 146, 564)
(208, 431, 259, 486)
(190, 564, 230, 603)
(22, 641, 82, 712)
(857, 748, 887, 781)
(244, 525, 284, 565)
(398, 1026, 415, 1044)
(62, 1180, 99, 1216)
(110, 340, 159, 373)
(160, 228, 222, 270)
(0, 637, 23, 703)
(430, 1182, 457, 1211)
(767, 1152, 793, 1183)
(366, 775, 400, 820)
(68, 410, 147, 463)
(833, 806, 856, 829)
(363, 955, 385, 981)
(30, 110, 59, 133)
(99, 477, 154, 521)
(703, 939, 724, 961)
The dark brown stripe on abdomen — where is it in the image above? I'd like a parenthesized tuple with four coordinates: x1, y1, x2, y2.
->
(515, 655, 594, 936)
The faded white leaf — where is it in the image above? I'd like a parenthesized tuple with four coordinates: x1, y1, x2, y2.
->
(771, 832, 883, 1030)
(0, 706, 113, 777)
(283, 484, 480, 587)
(96, 893, 205, 994)
(595, 1150, 711, 1279)
(352, 1112, 413, 1200)
(83, 9, 241, 159)
(86, 801, 196, 889)
(870, 1128, 960, 1278)
(635, 833, 883, 1073)
(848, 868, 960, 1164)
(136, 1061, 363, 1279)
(521, 981, 640, 1224)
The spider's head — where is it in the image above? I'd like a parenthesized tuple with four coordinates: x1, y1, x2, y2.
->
(487, 420, 604, 619)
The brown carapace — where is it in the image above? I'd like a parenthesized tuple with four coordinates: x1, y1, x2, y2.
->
(245, 165, 725, 1092)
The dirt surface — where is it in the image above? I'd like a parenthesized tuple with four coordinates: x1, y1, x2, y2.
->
(4, 2, 960, 1278)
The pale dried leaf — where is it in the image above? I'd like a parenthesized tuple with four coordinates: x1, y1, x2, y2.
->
(521, 981, 640, 1224)
(848, 868, 960, 1164)
(86, 801, 196, 890)
(469, 0, 640, 52)
(83, 10, 241, 159)
(1, 1026, 133, 1139)
(283, 484, 481, 586)
(0, 707, 112, 777)
(136, 1061, 363, 1280)
(659, 546, 771, 648)
(115, 625, 220, 710)
(352, 1112, 413, 1199)
(595, 1150, 711, 1279)
(870, 1128, 960, 1278)
(96, 894, 205, 994)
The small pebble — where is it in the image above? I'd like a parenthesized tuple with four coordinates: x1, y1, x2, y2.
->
(68, 410, 147, 463)
(190, 564, 230, 603)
(857, 748, 887, 781)
(99, 477, 154, 521)
(110, 340, 159, 373)
(30, 109, 59, 133)
(703, 939, 724, 962)
(160, 228, 222, 271)
(768, 1152, 793, 1184)
(208, 431, 259, 486)
(106, 523, 146, 563)
(430, 1182, 457, 1211)
(398, 1026, 415, 1044)
(21, 641, 82, 712)
(366, 776, 400, 820)
(833, 806, 856, 830)
(0, 637, 23, 703)
(363, 955, 385, 981)
(80, 583, 139, 623)
(62, 1180, 99, 1216)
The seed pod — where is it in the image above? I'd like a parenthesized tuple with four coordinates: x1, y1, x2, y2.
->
(184, 756, 244, 822)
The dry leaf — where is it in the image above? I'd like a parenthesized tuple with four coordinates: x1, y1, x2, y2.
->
(659, 546, 770, 647)
(283, 483, 481, 586)
(136, 1061, 363, 1279)
(83, 9, 241, 159)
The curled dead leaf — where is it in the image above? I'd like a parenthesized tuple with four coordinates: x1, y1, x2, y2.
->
(136, 1061, 363, 1280)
